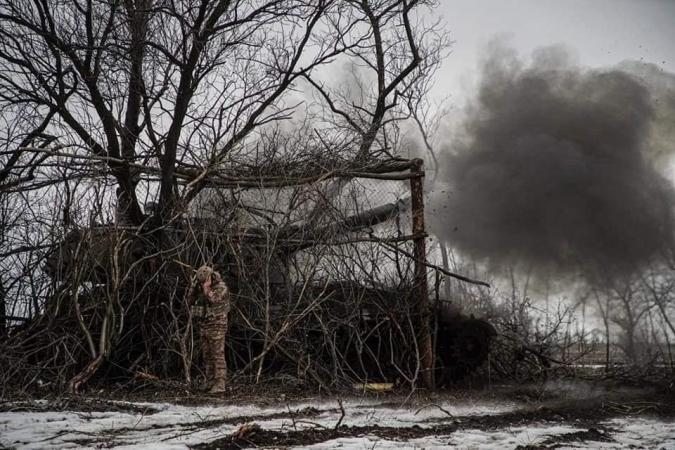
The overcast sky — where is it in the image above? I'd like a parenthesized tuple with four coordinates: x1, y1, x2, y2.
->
(433, 0, 675, 105)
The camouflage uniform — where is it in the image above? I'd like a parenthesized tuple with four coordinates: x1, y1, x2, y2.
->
(195, 265, 230, 393)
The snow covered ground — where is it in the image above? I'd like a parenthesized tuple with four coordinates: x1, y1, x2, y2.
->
(304, 420, 675, 450)
(0, 397, 673, 449)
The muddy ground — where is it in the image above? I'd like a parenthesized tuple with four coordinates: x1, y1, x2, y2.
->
(1, 379, 674, 449)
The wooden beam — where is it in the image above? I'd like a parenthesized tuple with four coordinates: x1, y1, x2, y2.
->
(410, 158, 434, 389)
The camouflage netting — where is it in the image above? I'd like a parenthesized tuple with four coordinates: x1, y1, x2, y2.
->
(0, 162, 495, 394)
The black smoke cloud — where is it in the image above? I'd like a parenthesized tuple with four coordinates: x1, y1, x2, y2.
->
(430, 45, 675, 276)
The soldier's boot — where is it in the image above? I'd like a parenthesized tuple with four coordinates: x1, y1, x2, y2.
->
(208, 377, 226, 394)
(208, 355, 227, 394)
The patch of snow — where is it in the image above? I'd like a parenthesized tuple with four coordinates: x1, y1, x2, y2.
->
(446, 425, 584, 450)
(0, 398, 516, 449)
(301, 425, 586, 449)
(0, 402, 288, 449)
(597, 417, 675, 449)
(324, 400, 515, 429)
(7, 398, 674, 449)
(301, 435, 456, 449)
(301, 419, 675, 450)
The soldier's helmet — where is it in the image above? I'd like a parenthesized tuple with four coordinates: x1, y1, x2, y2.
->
(196, 265, 214, 282)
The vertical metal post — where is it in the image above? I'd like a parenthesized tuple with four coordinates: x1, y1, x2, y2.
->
(410, 158, 434, 388)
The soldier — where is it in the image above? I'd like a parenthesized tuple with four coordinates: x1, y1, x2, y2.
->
(192, 265, 230, 393)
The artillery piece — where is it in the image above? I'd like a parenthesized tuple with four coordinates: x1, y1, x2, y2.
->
(38, 194, 495, 387)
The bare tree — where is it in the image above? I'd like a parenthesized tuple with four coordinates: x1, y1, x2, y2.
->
(641, 264, 675, 339)
(0, 0, 442, 221)
(0, 0, 450, 392)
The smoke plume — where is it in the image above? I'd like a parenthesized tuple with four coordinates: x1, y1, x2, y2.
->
(430, 44, 675, 277)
